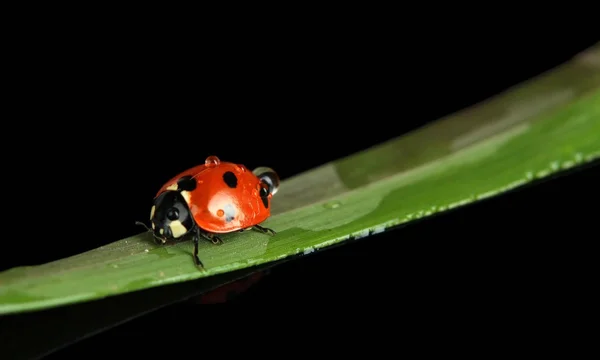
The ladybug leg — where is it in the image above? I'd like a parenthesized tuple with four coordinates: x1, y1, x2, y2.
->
(206, 233, 224, 245)
(191, 228, 205, 269)
(252, 224, 277, 236)
(196, 229, 223, 245)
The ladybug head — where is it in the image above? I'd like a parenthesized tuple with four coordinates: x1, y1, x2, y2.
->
(148, 190, 194, 243)
(252, 167, 280, 196)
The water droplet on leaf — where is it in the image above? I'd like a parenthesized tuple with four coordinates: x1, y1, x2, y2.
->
(323, 201, 341, 209)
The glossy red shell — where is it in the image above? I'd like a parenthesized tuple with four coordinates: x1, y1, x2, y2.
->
(156, 161, 273, 233)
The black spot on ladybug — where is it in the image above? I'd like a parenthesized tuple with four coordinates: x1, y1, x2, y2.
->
(223, 171, 238, 188)
(259, 187, 269, 209)
(259, 186, 269, 198)
(177, 175, 197, 192)
(260, 197, 269, 209)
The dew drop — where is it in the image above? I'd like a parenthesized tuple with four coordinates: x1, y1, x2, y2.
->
(253, 167, 280, 195)
(585, 153, 597, 162)
(525, 171, 534, 180)
(205, 155, 221, 168)
(536, 169, 550, 178)
(561, 160, 575, 169)
(217, 209, 225, 217)
(323, 201, 341, 209)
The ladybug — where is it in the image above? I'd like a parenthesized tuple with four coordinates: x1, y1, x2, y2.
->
(136, 155, 279, 269)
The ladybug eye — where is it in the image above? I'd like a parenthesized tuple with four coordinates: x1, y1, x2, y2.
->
(252, 167, 280, 196)
(166, 207, 179, 221)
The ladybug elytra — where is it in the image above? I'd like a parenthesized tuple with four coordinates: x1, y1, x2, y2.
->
(136, 155, 279, 269)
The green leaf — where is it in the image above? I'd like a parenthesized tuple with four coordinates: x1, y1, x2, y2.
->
(1, 44, 599, 316)
(0, 262, 279, 360)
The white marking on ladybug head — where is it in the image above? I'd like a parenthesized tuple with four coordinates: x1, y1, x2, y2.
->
(166, 183, 178, 191)
(150, 205, 156, 220)
(169, 220, 188, 238)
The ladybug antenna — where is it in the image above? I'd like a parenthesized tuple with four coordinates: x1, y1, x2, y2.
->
(135, 221, 152, 232)
(135, 221, 167, 244)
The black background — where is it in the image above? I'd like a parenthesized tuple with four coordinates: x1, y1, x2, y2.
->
(5, 36, 597, 269)
(2, 32, 599, 358)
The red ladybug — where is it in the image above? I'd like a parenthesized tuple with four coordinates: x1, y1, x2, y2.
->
(136, 155, 279, 268)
